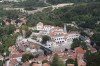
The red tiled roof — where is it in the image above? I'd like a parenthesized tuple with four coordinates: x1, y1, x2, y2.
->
(67, 50, 73, 55)
(90, 47, 97, 51)
(9, 54, 21, 58)
(67, 32, 79, 34)
(22, 62, 30, 66)
(9, 45, 16, 50)
(21, 52, 29, 55)
(32, 64, 39, 66)
(43, 63, 50, 66)
(72, 53, 77, 58)
(75, 47, 86, 54)
(9, 59, 18, 66)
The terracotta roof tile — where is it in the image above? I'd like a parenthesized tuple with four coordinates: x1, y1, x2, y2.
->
(32, 64, 39, 66)
(9, 59, 18, 66)
(22, 62, 30, 66)
(43, 63, 50, 66)
(75, 47, 86, 54)
(67, 50, 73, 55)
(72, 53, 77, 58)
(9, 54, 21, 58)
(90, 47, 97, 51)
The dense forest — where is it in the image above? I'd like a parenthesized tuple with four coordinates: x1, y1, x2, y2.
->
(13, 0, 47, 7)
(26, 2, 100, 30)
(12, 0, 100, 7)
(47, 0, 100, 4)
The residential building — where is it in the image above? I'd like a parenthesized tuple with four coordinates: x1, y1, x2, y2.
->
(8, 59, 19, 66)
(90, 47, 97, 53)
(0, 54, 4, 61)
(75, 47, 86, 58)
(36, 22, 54, 34)
(22, 62, 30, 66)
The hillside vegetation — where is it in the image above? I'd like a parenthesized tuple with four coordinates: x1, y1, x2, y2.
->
(12, 0, 100, 7)
(13, 0, 47, 7)
(25, 1, 100, 47)
(47, 0, 100, 4)
(27, 2, 100, 30)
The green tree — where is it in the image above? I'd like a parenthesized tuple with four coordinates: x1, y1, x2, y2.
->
(64, 48, 68, 52)
(42, 60, 49, 64)
(74, 57, 78, 66)
(14, 0, 47, 7)
(65, 58, 74, 66)
(32, 35, 37, 40)
(32, 30, 39, 33)
(15, 19, 21, 24)
(51, 54, 64, 66)
(21, 54, 34, 62)
(0, 60, 3, 66)
(42, 35, 50, 44)
(59, 60, 65, 66)
(71, 39, 87, 50)
(25, 30, 32, 38)
(80, 31, 89, 37)
(85, 52, 100, 66)
(91, 33, 100, 47)
(20, 25, 28, 30)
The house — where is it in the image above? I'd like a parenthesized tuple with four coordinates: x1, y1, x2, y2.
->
(43, 63, 50, 66)
(9, 53, 22, 62)
(0, 54, 4, 61)
(56, 51, 64, 58)
(90, 47, 97, 53)
(75, 47, 86, 58)
(67, 64, 74, 66)
(11, 20, 16, 25)
(80, 36, 91, 43)
(36, 22, 54, 34)
(37, 36, 42, 42)
(22, 62, 30, 66)
(9, 45, 19, 54)
(67, 50, 73, 58)
(36, 22, 44, 31)
(8, 59, 19, 66)
(14, 29, 20, 34)
(17, 23, 23, 27)
(32, 63, 41, 66)
(77, 58, 86, 66)
(0, 42, 2, 45)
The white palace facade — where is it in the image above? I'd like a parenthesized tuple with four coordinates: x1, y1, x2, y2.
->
(35, 22, 80, 47)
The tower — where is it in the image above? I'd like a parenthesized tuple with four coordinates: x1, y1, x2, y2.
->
(64, 23, 67, 33)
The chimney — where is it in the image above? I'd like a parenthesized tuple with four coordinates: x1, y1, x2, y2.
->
(64, 23, 67, 33)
